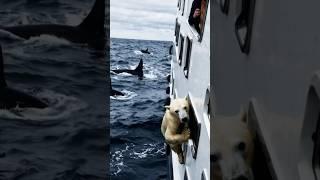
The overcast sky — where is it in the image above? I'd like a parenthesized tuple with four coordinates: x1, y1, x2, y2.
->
(110, 0, 176, 41)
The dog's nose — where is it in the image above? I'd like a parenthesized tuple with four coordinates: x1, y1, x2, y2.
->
(182, 117, 188, 122)
(233, 175, 248, 180)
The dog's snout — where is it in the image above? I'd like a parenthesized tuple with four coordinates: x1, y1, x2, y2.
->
(233, 175, 248, 180)
(182, 117, 188, 122)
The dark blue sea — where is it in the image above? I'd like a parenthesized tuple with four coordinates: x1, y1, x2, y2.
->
(0, 1, 109, 179)
(110, 38, 171, 180)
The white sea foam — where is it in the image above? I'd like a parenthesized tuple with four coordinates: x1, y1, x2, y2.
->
(110, 90, 137, 100)
(134, 50, 143, 55)
(110, 143, 165, 176)
(24, 35, 71, 46)
(0, 89, 87, 121)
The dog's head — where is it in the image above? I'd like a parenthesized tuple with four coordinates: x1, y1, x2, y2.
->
(212, 110, 254, 180)
(165, 97, 190, 124)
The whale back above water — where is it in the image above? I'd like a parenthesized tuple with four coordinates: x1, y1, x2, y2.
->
(0, 0, 105, 49)
(0, 45, 48, 109)
(112, 59, 143, 78)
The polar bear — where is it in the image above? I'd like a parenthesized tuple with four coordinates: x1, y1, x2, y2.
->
(212, 109, 255, 180)
(161, 97, 191, 164)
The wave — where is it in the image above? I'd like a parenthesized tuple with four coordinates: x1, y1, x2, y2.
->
(133, 50, 143, 55)
(24, 35, 71, 46)
(0, 29, 24, 41)
(110, 90, 137, 100)
(110, 143, 165, 176)
(0, 88, 87, 122)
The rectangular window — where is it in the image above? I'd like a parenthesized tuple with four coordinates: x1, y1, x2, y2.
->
(175, 21, 180, 46)
(188, 97, 201, 159)
(184, 37, 192, 78)
(188, 0, 209, 41)
(178, 34, 184, 66)
(199, 0, 209, 38)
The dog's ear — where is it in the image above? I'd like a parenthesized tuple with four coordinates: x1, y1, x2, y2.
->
(165, 106, 170, 110)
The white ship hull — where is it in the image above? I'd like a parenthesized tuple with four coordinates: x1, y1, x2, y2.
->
(168, 0, 210, 179)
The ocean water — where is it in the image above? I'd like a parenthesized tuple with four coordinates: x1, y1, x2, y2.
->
(0, 1, 109, 179)
(110, 38, 171, 180)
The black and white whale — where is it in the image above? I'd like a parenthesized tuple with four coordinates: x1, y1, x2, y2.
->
(0, 0, 105, 49)
(140, 48, 150, 54)
(109, 80, 124, 96)
(0, 46, 48, 109)
(111, 88, 124, 96)
(111, 59, 143, 79)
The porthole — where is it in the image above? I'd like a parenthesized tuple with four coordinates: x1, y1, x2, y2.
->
(184, 37, 192, 78)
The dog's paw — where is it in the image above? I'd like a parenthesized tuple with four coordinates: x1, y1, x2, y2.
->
(182, 128, 191, 140)
(178, 153, 185, 164)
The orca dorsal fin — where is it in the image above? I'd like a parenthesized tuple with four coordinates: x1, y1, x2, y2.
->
(134, 59, 143, 78)
(135, 59, 143, 71)
(0, 45, 7, 87)
(78, 0, 105, 34)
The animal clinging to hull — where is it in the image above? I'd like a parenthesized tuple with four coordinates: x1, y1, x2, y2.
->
(161, 97, 191, 164)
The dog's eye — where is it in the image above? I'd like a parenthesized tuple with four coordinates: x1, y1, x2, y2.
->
(175, 110, 179, 114)
(211, 153, 220, 163)
(183, 106, 187, 110)
(237, 142, 246, 152)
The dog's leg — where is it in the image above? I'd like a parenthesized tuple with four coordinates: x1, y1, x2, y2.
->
(171, 144, 184, 164)
(165, 129, 190, 144)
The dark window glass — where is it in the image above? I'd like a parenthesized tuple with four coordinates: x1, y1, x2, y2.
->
(184, 37, 192, 78)
(188, 98, 201, 159)
(178, 35, 184, 66)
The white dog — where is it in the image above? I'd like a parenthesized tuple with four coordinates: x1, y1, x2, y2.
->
(161, 98, 190, 164)
(212, 109, 255, 180)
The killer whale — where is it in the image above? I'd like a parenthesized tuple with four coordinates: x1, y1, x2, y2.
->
(112, 59, 143, 79)
(0, 0, 105, 49)
(0, 46, 48, 109)
(109, 80, 124, 96)
(111, 88, 124, 96)
(140, 48, 150, 54)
